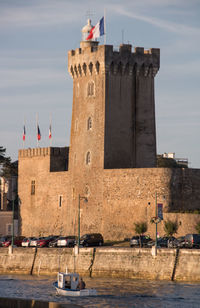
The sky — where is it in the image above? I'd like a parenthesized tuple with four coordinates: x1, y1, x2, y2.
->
(0, 0, 200, 168)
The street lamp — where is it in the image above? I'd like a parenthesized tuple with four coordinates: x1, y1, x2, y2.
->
(78, 194, 88, 251)
(150, 192, 164, 256)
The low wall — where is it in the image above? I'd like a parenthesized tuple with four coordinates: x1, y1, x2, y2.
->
(0, 247, 199, 282)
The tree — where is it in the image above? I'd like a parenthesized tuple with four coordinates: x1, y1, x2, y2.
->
(1, 158, 18, 178)
(164, 220, 178, 237)
(134, 222, 147, 247)
(157, 155, 187, 168)
(0, 146, 18, 177)
(0, 146, 6, 165)
(195, 221, 200, 234)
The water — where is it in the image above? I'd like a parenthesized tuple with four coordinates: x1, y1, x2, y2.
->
(0, 275, 200, 307)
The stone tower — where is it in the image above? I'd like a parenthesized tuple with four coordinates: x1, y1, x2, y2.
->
(68, 20, 160, 171)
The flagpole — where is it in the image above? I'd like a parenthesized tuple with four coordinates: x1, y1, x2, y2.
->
(23, 117, 25, 149)
(104, 8, 106, 45)
(49, 114, 52, 147)
(36, 113, 38, 148)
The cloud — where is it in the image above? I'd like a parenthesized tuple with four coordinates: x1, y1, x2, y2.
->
(112, 5, 200, 36)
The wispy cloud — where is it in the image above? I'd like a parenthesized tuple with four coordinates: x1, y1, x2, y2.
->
(112, 5, 200, 36)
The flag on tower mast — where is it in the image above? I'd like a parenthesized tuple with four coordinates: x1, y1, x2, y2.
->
(49, 124, 52, 139)
(23, 125, 26, 141)
(37, 125, 41, 141)
(86, 17, 105, 40)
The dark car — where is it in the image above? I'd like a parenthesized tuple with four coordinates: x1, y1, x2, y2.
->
(130, 235, 152, 247)
(168, 236, 185, 248)
(184, 234, 200, 248)
(79, 233, 104, 247)
(147, 237, 176, 248)
(48, 236, 60, 248)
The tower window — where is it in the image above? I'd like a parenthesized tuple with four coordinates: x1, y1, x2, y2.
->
(75, 119, 78, 131)
(76, 83, 80, 97)
(87, 81, 95, 97)
(86, 151, 91, 165)
(31, 180, 35, 195)
(87, 117, 92, 130)
(58, 195, 63, 207)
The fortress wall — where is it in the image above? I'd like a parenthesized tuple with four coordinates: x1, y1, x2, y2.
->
(1, 247, 200, 282)
(18, 148, 72, 237)
(102, 168, 200, 240)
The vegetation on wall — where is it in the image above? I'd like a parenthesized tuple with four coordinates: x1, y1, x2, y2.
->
(157, 155, 188, 168)
(195, 222, 200, 234)
(164, 220, 178, 237)
(134, 222, 147, 247)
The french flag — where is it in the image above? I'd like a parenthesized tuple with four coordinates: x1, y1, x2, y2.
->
(86, 17, 105, 40)
(49, 124, 52, 139)
(23, 125, 26, 141)
(37, 125, 41, 141)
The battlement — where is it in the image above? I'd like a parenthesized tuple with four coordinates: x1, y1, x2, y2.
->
(19, 147, 69, 158)
(68, 44, 160, 78)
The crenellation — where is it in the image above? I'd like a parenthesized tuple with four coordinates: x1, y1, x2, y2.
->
(18, 147, 69, 159)
(135, 47, 144, 54)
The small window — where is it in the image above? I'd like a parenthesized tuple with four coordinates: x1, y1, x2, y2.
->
(72, 188, 75, 200)
(87, 81, 95, 97)
(31, 180, 35, 195)
(86, 152, 91, 165)
(75, 119, 78, 132)
(6, 224, 12, 235)
(87, 117, 92, 130)
(76, 82, 80, 97)
(59, 195, 63, 207)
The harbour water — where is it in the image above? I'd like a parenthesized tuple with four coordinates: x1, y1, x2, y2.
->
(0, 275, 200, 307)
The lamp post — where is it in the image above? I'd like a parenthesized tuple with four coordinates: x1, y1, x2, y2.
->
(150, 192, 164, 256)
(11, 198, 14, 247)
(155, 191, 158, 254)
(78, 194, 88, 251)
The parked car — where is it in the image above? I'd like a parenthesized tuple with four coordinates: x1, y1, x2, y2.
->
(78, 233, 104, 247)
(29, 237, 40, 247)
(2, 236, 25, 247)
(167, 236, 185, 248)
(147, 237, 176, 248)
(0, 236, 12, 247)
(21, 237, 36, 247)
(184, 234, 200, 248)
(130, 235, 152, 247)
(36, 236, 56, 248)
(48, 236, 60, 248)
(57, 236, 77, 247)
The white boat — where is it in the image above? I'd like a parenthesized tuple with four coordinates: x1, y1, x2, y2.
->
(53, 272, 97, 297)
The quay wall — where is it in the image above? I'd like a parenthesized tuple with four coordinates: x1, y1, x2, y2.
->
(0, 247, 200, 282)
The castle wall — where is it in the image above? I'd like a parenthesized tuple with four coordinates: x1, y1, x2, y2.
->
(102, 168, 200, 240)
(18, 148, 72, 237)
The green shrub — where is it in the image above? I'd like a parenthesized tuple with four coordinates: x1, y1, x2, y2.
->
(164, 220, 178, 237)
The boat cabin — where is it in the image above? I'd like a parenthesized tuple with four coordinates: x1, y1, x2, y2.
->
(57, 272, 79, 290)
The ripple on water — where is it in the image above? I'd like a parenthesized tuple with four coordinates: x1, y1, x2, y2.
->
(0, 275, 200, 308)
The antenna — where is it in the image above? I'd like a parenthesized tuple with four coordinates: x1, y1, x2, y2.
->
(122, 29, 124, 44)
(85, 9, 95, 21)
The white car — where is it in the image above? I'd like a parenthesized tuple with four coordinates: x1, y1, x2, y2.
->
(21, 237, 35, 247)
(57, 236, 76, 247)
(29, 238, 39, 247)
